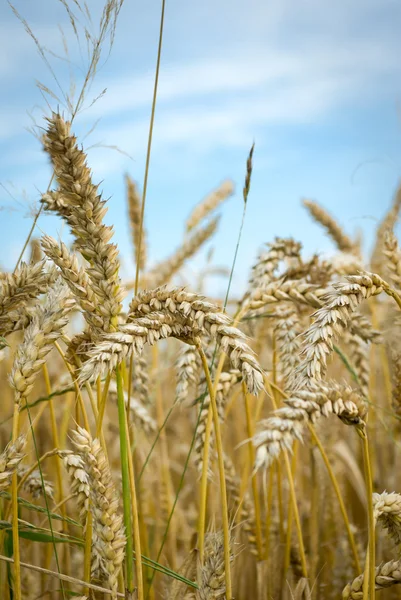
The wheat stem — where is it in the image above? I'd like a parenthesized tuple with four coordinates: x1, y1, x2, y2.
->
(116, 364, 134, 593)
(242, 381, 263, 559)
(11, 402, 21, 600)
(197, 404, 213, 562)
(359, 425, 375, 600)
(196, 340, 233, 599)
(125, 417, 144, 600)
(83, 509, 92, 595)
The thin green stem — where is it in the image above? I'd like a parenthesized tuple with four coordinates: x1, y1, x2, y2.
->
(134, 0, 165, 295)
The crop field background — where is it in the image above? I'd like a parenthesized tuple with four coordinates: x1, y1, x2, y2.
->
(0, 1, 401, 599)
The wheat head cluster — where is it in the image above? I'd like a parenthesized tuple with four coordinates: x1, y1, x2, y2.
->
(1, 2, 401, 600)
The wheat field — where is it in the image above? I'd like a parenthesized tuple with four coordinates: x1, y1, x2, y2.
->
(1, 2, 401, 599)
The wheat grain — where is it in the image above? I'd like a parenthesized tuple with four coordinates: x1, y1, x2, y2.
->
(373, 491, 401, 546)
(70, 427, 125, 596)
(0, 437, 26, 492)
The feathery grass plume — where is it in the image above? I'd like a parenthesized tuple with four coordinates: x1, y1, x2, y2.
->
(224, 453, 259, 556)
(342, 558, 401, 598)
(186, 180, 234, 232)
(70, 427, 125, 596)
(128, 287, 264, 394)
(176, 344, 202, 404)
(131, 354, 150, 407)
(194, 370, 241, 477)
(41, 113, 125, 332)
(126, 175, 147, 270)
(293, 273, 385, 388)
(0, 261, 56, 336)
(41, 236, 104, 329)
(247, 237, 303, 295)
(0, 437, 26, 491)
(140, 217, 220, 289)
(108, 379, 156, 434)
(303, 198, 356, 254)
(253, 381, 366, 470)
(196, 531, 234, 599)
(9, 280, 74, 403)
(371, 181, 401, 274)
(384, 230, 401, 288)
(18, 465, 54, 499)
(373, 491, 401, 546)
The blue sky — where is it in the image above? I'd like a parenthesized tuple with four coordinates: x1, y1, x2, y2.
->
(1, 0, 400, 296)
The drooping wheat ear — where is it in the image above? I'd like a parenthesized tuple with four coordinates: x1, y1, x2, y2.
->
(196, 531, 234, 600)
(41, 112, 125, 332)
(253, 381, 366, 470)
(78, 311, 196, 382)
(342, 558, 401, 598)
(247, 237, 302, 294)
(125, 174, 147, 270)
(108, 379, 156, 434)
(58, 451, 91, 523)
(272, 307, 302, 390)
(373, 491, 401, 546)
(371, 181, 401, 274)
(347, 332, 370, 398)
(224, 453, 259, 556)
(17, 465, 54, 499)
(80, 305, 263, 401)
(384, 230, 401, 288)
(176, 344, 202, 404)
(194, 370, 241, 478)
(131, 354, 150, 407)
(9, 280, 75, 404)
(0, 261, 56, 336)
(302, 198, 356, 254)
(0, 436, 26, 491)
(70, 427, 125, 596)
(245, 279, 326, 314)
(41, 236, 104, 329)
(292, 273, 385, 388)
(141, 217, 220, 289)
(186, 180, 234, 232)
(128, 287, 264, 394)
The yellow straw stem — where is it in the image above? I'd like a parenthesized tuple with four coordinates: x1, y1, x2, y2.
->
(196, 340, 233, 599)
(242, 381, 263, 560)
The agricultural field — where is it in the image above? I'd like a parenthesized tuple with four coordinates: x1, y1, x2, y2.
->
(1, 1, 400, 599)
